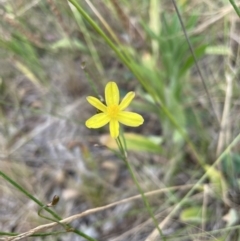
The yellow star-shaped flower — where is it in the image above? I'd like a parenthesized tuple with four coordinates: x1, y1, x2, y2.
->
(86, 82, 144, 138)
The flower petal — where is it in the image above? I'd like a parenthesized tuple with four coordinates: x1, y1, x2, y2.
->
(86, 113, 110, 128)
(109, 119, 119, 138)
(118, 111, 144, 127)
(119, 91, 135, 110)
(105, 82, 119, 106)
(86, 96, 107, 112)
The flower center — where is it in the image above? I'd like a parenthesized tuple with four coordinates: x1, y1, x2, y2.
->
(107, 105, 120, 118)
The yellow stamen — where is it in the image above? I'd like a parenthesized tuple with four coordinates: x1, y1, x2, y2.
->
(107, 105, 120, 118)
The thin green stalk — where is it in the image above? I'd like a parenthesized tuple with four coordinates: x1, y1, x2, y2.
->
(0, 171, 98, 241)
(67, 0, 206, 170)
(156, 132, 240, 233)
(0, 171, 60, 220)
(116, 136, 166, 241)
(67, 0, 158, 101)
(229, 0, 240, 17)
(159, 103, 205, 167)
(171, 0, 220, 126)
(81, 64, 100, 97)
(70, 4, 105, 77)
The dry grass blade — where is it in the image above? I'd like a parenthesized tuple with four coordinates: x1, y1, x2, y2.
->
(83, 0, 119, 43)
(10, 58, 45, 92)
(7, 117, 56, 155)
(216, 72, 233, 156)
(2, 184, 195, 241)
(16, 0, 41, 17)
(109, 0, 143, 43)
(46, 0, 69, 35)
(1, 13, 43, 48)
(216, 16, 235, 156)
(111, 206, 173, 241)
(192, 4, 240, 35)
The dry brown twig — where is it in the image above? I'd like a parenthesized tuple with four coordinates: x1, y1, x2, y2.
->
(2, 184, 197, 241)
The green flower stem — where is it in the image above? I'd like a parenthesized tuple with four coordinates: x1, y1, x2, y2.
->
(0, 171, 60, 219)
(68, 0, 206, 170)
(229, 0, 240, 17)
(0, 171, 98, 241)
(116, 137, 166, 241)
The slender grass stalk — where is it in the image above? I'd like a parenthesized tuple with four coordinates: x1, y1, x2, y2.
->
(0, 232, 18, 237)
(116, 135, 166, 241)
(67, 0, 207, 170)
(171, 0, 220, 126)
(81, 63, 100, 97)
(67, 0, 157, 100)
(0, 171, 98, 241)
(229, 0, 240, 17)
(70, 3, 105, 77)
(0, 171, 60, 220)
(148, 132, 240, 239)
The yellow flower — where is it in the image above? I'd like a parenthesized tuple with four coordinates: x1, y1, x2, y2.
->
(86, 82, 144, 138)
